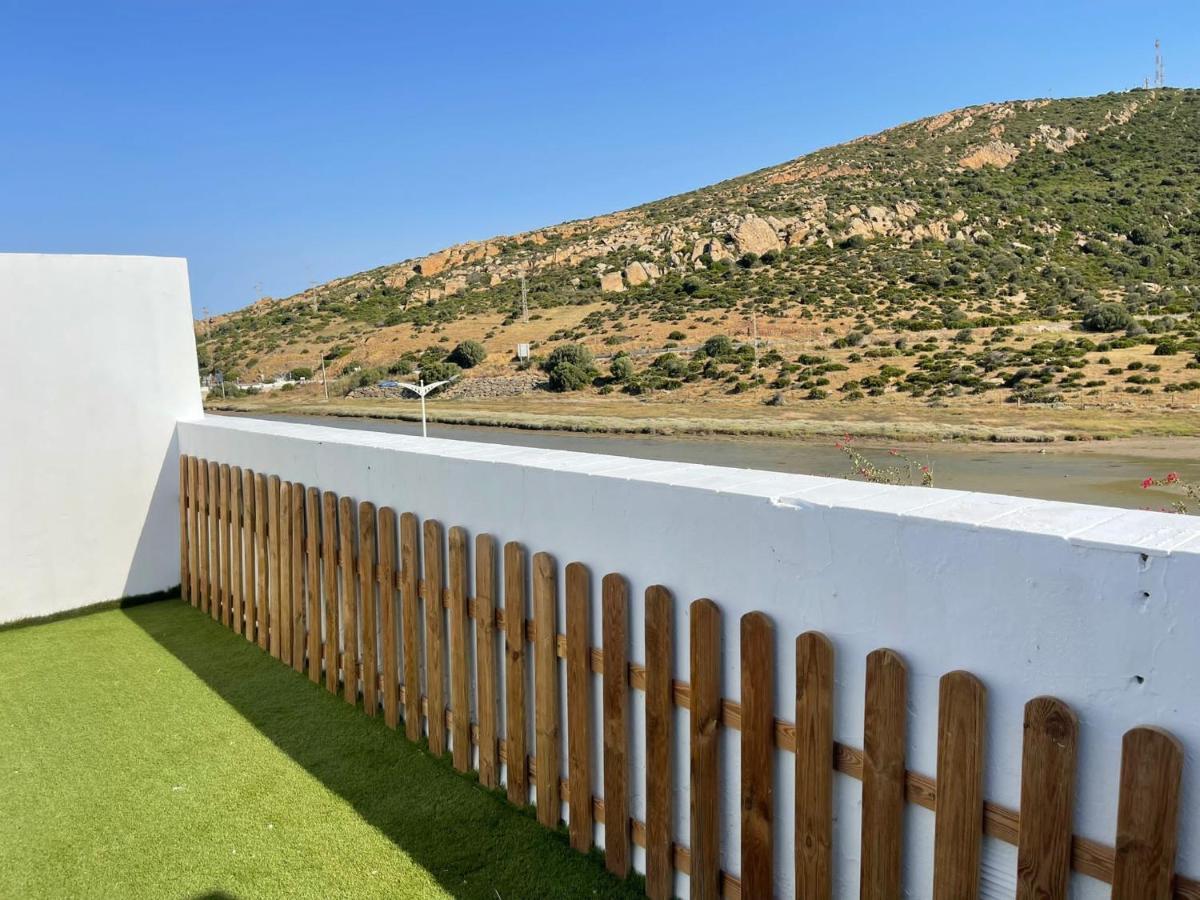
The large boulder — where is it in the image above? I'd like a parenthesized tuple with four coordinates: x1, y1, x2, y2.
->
(623, 261, 655, 286)
(731, 216, 783, 256)
(599, 271, 625, 293)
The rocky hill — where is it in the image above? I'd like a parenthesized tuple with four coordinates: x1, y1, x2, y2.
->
(200, 88, 1200, 419)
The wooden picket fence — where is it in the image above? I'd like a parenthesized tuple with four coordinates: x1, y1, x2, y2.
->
(177, 454, 1195, 899)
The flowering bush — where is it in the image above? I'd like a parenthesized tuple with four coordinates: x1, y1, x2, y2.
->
(1140, 472, 1197, 515)
(836, 435, 933, 487)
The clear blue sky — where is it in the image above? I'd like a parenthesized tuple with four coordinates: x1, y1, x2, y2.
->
(2, 1, 1197, 316)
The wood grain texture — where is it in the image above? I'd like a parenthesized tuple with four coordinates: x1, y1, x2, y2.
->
(219, 464, 232, 626)
(740, 612, 775, 897)
(267, 474, 283, 656)
(379, 507, 399, 728)
(860, 648, 907, 900)
(254, 473, 268, 649)
(241, 469, 256, 641)
(321, 490, 339, 693)
(1112, 726, 1183, 900)
(475, 534, 499, 788)
(229, 467, 243, 635)
(197, 460, 210, 613)
(504, 541, 528, 805)
(401, 512, 421, 740)
(602, 572, 631, 876)
(533, 551, 560, 828)
(424, 519, 447, 755)
(359, 501, 378, 715)
(565, 562, 592, 853)
(305, 486, 320, 681)
(290, 482, 305, 672)
(795, 630, 833, 900)
(178, 456, 189, 603)
(187, 456, 200, 607)
(448, 526, 471, 770)
(689, 597, 721, 900)
(339, 495, 358, 705)
(933, 670, 986, 900)
(644, 585, 674, 900)
(213, 462, 226, 622)
(1016, 696, 1077, 900)
(278, 480, 292, 664)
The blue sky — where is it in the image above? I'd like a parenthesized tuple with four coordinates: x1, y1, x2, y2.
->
(2, 2, 1197, 316)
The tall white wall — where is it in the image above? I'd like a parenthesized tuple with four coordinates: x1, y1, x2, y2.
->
(179, 415, 1200, 898)
(0, 253, 202, 622)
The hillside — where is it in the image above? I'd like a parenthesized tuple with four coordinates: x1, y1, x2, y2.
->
(201, 88, 1200, 439)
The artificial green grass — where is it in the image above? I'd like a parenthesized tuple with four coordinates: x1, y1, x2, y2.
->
(0, 599, 645, 899)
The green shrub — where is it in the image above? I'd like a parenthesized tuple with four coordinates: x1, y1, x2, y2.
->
(609, 356, 635, 382)
(1082, 303, 1132, 333)
(541, 343, 593, 373)
(547, 362, 592, 392)
(290, 366, 314, 380)
(448, 340, 487, 368)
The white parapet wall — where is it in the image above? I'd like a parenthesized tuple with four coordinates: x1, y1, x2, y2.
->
(179, 414, 1200, 898)
(0, 254, 202, 622)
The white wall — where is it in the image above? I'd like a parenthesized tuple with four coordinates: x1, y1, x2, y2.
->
(179, 415, 1200, 898)
(0, 254, 201, 622)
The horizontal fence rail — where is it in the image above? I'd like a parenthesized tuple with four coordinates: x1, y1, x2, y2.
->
(178, 454, 1195, 899)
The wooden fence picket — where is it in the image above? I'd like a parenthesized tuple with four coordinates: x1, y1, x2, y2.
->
(475, 534, 499, 788)
(230, 467, 243, 634)
(400, 512, 421, 739)
(690, 597, 722, 900)
(254, 474, 268, 648)
(267, 475, 281, 656)
(178, 456, 189, 601)
(187, 456, 200, 607)
(242, 469, 256, 641)
(224, 465, 234, 626)
(424, 519, 446, 755)
(290, 483, 305, 672)
(533, 551, 560, 828)
(339, 496, 357, 705)
(321, 491, 339, 693)
(305, 487, 320, 681)
(860, 648, 907, 899)
(741, 612, 775, 897)
(1016, 696, 1077, 900)
(504, 541, 529, 805)
(278, 480, 292, 664)
(602, 572, 630, 876)
(933, 670, 986, 900)
(795, 630, 833, 899)
(379, 507, 399, 728)
(1112, 726, 1183, 900)
(359, 501, 378, 715)
(448, 526, 470, 770)
(209, 461, 221, 618)
(197, 460, 209, 613)
(565, 562, 592, 853)
(644, 585, 674, 900)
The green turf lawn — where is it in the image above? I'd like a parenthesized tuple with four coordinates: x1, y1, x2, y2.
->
(0, 598, 645, 899)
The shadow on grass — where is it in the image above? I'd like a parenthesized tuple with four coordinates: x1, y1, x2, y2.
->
(126, 599, 644, 900)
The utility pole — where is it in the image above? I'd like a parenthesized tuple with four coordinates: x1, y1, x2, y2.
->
(519, 272, 529, 323)
(320, 355, 330, 401)
(750, 305, 759, 366)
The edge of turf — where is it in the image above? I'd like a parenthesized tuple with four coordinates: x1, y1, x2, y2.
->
(0, 586, 179, 634)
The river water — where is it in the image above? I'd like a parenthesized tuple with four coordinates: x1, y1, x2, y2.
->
(214, 412, 1200, 512)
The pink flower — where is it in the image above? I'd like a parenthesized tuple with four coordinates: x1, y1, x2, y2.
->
(921, 465, 931, 474)
(1142, 477, 1155, 489)
(888, 448, 900, 457)
(1166, 472, 1179, 484)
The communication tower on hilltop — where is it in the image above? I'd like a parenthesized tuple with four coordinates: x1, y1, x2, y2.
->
(1155, 39, 1164, 88)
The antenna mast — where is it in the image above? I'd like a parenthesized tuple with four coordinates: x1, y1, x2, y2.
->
(519, 272, 529, 323)
(1155, 39, 1164, 88)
